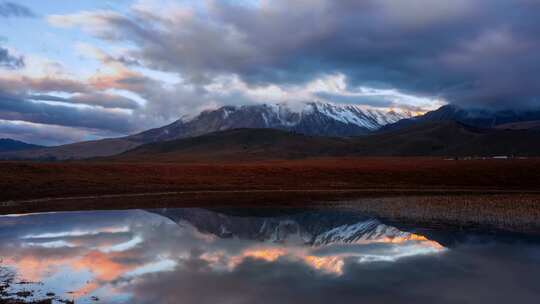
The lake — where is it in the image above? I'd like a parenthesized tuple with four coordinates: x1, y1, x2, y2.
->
(1, 207, 539, 303)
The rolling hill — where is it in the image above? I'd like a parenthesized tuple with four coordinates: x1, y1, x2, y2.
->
(112, 128, 355, 161)
(0, 138, 43, 152)
(112, 121, 540, 161)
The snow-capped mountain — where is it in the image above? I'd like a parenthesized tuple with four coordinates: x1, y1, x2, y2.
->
(132, 102, 414, 142)
(0, 102, 414, 160)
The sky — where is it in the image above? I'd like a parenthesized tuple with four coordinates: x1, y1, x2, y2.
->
(0, 0, 539, 145)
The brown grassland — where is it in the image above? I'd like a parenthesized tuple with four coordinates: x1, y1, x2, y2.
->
(1, 157, 540, 234)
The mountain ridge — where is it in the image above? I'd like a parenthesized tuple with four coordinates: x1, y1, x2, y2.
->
(381, 104, 540, 132)
(112, 121, 540, 161)
(5, 103, 540, 160)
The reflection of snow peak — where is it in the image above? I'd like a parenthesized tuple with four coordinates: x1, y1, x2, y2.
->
(155, 208, 446, 276)
(193, 218, 445, 276)
(313, 219, 444, 249)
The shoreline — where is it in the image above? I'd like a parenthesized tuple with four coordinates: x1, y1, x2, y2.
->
(1, 158, 539, 236)
(1, 191, 539, 236)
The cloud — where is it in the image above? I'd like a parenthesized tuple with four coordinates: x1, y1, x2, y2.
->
(0, 1, 35, 18)
(0, 66, 146, 143)
(0, 91, 135, 134)
(0, 47, 24, 69)
(0, 119, 92, 146)
(48, 0, 540, 109)
(315, 92, 394, 108)
(0, 58, 204, 142)
(0, 75, 89, 94)
(30, 93, 141, 110)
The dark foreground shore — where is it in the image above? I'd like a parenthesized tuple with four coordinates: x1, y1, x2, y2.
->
(2, 191, 539, 236)
(1, 157, 539, 235)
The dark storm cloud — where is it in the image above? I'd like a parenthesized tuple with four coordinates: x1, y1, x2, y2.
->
(52, 0, 540, 109)
(0, 91, 135, 133)
(0, 74, 144, 143)
(0, 68, 203, 140)
(0, 47, 24, 69)
(0, 1, 35, 18)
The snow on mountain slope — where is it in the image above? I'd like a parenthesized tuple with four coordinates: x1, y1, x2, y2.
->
(133, 101, 415, 142)
(186, 102, 412, 131)
(303, 102, 410, 130)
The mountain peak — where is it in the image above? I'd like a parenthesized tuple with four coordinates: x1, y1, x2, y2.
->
(129, 101, 414, 143)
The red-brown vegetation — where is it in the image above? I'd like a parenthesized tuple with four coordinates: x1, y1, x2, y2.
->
(1, 157, 540, 233)
(1, 157, 539, 201)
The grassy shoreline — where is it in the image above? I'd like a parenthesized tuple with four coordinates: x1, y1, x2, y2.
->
(2, 157, 540, 200)
(1, 157, 539, 234)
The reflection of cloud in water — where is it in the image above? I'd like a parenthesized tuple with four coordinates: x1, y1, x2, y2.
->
(200, 236, 443, 276)
(22, 226, 130, 239)
(1, 209, 538, 303)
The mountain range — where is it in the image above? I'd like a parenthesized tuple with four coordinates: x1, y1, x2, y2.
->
(0, 102, 412, 160)
(2, 102, 540, 160)
(113, 121, 540, 161)
(130, 101, 412, 141)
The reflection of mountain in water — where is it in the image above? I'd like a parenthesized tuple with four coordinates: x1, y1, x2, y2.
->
(151, 208, 440, 247)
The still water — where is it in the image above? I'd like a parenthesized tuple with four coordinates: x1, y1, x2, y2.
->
(0, 208, 539, 303)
